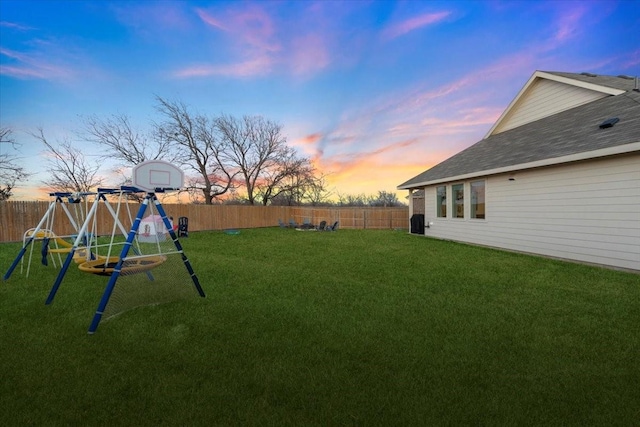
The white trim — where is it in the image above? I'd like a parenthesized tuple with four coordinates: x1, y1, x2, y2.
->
(536, 71, 625, 95)
(397, 141, 640, 189)
(483, 71, 625, 139)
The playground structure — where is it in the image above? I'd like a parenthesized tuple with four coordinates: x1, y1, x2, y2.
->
(3, 191, 96, 278)
(3, 160, 206, 334)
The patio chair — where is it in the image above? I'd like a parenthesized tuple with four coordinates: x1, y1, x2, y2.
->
(326, 221, 339, 231)
(178, 216, 189, 237)
(288, 219, 299, 228)
(278, 219, 287, 228)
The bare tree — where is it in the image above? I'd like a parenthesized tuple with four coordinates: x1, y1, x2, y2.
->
(369, 190, 403, 207)
(81, 113, 177, 166)
(335, 190, 405, 207)
(301, 173, 331, 206)
(217, 114, 297, 205)
(254, 146, 310, 205)
(265, 155, 327, 206)
(0, 127, 30, 200)
(154, 97, 236, 204)
(31, 127, 104, 193)
(337, 193, 368, 207)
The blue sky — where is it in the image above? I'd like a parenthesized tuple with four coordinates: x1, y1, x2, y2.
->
(1, 0, 639, 200)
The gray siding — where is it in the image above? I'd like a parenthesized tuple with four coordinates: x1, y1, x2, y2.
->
(422, 154, 640, 271)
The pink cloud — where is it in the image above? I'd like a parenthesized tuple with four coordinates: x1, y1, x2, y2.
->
(304, 49, 534, 189)
(289, 33, 331, 76)
(297, 43, 547, 189)
(173, 55, 274, 78)
(319, 144, 432, 197)
(177, 6, 282, 79)
(552, 5, 588, 45)
(0, 47, 75, 80)
(196, 7, 280, 53)
(180, 4, 341, 80)
(382, 11, 451, 40)
(195, 8, 226, 31)
(299, 133, 323, 146)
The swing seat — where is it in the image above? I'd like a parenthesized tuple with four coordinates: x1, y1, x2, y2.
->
(78, 255, 167, 276)
(48, 247, 72, 254)
(26, 229, 54, 239)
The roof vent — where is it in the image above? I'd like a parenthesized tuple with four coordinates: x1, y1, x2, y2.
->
(599, 117, 619, 129)
(581, 72, 597, 77)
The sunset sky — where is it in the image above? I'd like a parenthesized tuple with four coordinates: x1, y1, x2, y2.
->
(1, 0, 639, 201)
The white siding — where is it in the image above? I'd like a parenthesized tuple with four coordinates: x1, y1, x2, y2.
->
(493, 79, 608, 134)
(423, 154, 640, 271)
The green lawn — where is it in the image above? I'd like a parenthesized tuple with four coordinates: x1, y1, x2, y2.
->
(1, 228, 639, 426)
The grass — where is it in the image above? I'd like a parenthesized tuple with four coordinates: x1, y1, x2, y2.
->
(1, 228, 639, 426)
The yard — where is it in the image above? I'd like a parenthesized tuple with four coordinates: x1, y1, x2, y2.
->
(1, 228, 638, 425)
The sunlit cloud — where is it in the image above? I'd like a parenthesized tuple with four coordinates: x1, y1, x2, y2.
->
(321, 152, 430, 196)
(173, 55, 274, 78)
(173, 6, 282, 79)
(302, 41, 553, 195)
(11, 185, 51, 201)
(554, 6, 586, 42)
(382, 11, 451, 40)
(0, 47, 75, 80)
(289, 33, 331, 76)
(177, 3, 341, 79)
(295, 132, 323, 156)
(196, 7, 280, 53)
(300, 133, 323, 146)
(195, 8, 226, 30)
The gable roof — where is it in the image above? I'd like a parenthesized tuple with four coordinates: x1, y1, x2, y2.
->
(398, 72, 640, 190)
(486, 71, 630, 137)
(544, 71, 638, 91)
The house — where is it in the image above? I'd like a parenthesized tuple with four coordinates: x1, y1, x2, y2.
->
(398, 71, 640, 271)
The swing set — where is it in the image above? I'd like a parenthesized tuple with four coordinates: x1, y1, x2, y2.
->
(3, 160, 206, 334)
(3, 191, 95, 278)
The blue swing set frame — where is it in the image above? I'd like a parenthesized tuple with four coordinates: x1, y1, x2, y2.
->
(42, 186, 205, 334)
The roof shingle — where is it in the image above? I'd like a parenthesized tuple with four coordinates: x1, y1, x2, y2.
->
(398, 73, 640, 189)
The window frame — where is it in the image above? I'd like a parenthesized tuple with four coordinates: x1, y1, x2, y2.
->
(451, 183, 465, 219)
(470, 180, 486, 220)
(436, 185, 447, 218)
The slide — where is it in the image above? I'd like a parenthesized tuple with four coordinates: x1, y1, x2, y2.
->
(25, 229, 73, 253)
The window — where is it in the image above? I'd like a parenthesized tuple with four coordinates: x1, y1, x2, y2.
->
(452, 183, 464, 218)
(471, 180, 485, 219)
(436, 186, 447, 218)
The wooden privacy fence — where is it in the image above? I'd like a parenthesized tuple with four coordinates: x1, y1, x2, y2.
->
(0, 201, 409, 243)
